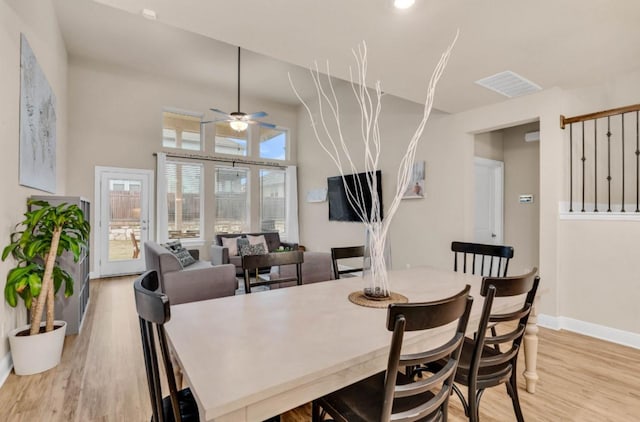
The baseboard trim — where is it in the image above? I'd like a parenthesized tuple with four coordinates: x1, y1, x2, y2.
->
(538, 314, 640, 349)
(0, 352, 13, 388)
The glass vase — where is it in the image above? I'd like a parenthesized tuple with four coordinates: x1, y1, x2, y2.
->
(362, 223, 392, 299)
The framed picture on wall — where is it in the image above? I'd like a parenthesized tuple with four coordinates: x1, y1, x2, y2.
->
(402, 161, 425, 199)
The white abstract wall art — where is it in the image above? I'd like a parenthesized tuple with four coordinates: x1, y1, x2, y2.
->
(19, 34, 56, 193)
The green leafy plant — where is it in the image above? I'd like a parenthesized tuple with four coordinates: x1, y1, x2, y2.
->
(2, 200, 90, 336)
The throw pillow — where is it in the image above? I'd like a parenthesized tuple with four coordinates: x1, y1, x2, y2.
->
(163, 240, 196, 268)
(239, 243, 266, 257)
(246, 234, 269, 253)
(236, 237, 249, 251)
(164, 240, 182, 252)
(221, 236, 240, 256)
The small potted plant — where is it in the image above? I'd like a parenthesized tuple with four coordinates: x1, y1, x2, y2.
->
(2, 199, 90, 375)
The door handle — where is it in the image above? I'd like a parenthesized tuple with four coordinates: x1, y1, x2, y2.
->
(491, 233, 497, 238)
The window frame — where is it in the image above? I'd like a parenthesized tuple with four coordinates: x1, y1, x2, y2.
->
(258, 126, 289, 162)
(214, 165, 251, 234)
(258, 167, 287, 238)
(162, 108, 205, 153)
(165, 159, 205, 244)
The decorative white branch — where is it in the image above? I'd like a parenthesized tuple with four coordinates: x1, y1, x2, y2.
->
(290, 32, 458, 296)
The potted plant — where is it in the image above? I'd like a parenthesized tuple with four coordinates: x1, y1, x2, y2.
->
(2, 199, 90, 375)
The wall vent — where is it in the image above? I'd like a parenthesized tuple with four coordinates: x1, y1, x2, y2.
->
(475, 71, 542, 98)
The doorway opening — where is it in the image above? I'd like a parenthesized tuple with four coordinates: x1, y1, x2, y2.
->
(473, 121, 540, 274)
(94, 167, 154, 277)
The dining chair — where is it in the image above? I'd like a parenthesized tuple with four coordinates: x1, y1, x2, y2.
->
(312, 285, 473, 422)
(133, 270, 199, 422)
(440, 268, 539, 422)
(330, 245, 365, 279)
(451, 241, 514, 277)
(241, 250, 304, 293)
(131, 231, 140, 259)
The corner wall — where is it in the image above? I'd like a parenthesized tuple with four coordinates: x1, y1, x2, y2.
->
(0, 0, 69, 379)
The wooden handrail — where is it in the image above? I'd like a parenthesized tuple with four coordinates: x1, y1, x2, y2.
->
(560, 103, 640, 129)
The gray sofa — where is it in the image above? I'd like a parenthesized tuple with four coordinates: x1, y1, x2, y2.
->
(211, 232, 298, 276)
(144, 241, 237, 305)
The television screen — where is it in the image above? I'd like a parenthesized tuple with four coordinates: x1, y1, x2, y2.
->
(327, 171, 383, 222)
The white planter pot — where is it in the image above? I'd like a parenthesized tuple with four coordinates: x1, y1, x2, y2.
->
(8, 320, 67, 376)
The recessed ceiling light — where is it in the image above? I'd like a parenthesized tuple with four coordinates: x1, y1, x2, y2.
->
(394, 0, 415, 9)
(141, 8, 157, 20)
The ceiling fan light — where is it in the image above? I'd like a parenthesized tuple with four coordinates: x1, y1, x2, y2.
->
(393, 0, 415, 9)
(230, 120, 249, 132)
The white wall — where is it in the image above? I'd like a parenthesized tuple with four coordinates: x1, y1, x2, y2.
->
(66, 57, 299, 266)
(555, 70, 640, 338)
(0, 0, 69, 369)
(298, 67, 640, 341)
(296, 81, 468, 271)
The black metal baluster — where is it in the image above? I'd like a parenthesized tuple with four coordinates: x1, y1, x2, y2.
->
(622, 114, 626, 212)
(594, 120, 598, 212)
(636, 111, 639, 212)
(581, 121, 586, 212)
(569, 124, 573, 212)
(607, 116, 612, 212)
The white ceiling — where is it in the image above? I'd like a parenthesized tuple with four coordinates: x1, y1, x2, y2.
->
(54, 0, 640, 113)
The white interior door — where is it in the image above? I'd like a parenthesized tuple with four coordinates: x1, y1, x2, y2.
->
(474, 157, 504, 245)
(96, 167, 154, 276)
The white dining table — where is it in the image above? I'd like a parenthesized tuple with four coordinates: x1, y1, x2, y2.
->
(164, 266, 539, 422)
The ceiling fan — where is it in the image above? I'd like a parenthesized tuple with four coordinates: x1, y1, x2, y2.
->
(202, 47, 275, 132)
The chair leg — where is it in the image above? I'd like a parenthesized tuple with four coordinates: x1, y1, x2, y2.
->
(312, 401, 322, 422)
(243, 272, 252, 294)
(506, 375, 525, 422)
(468, 388, 479, 422)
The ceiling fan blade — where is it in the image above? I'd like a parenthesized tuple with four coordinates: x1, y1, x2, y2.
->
(244, 111, 268, 120)
(209, 108, 231, 116)
(200, 119, 227, 125)
(255, 121, 277, 129)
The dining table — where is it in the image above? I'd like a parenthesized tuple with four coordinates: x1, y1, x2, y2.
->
(164, 265, 539, 422)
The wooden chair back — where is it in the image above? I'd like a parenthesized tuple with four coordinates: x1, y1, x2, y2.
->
(241, 251, 304, 293)
(451, 241, 514, 277)
(131, 231, 140, 259)
(380, 285, 473, 422)
(133, 270, 182, 422)
(470, 268, 540, 391)
(330, 245, 365, 279)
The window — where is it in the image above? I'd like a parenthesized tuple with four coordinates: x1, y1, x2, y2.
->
(215, 167, 250, 233)
(166, 162, 203, 239)
(163, 111, 202, 151)
(260, 169, 286, 234)
(214, 121, 248, 156)
(260, 127, 287, 161)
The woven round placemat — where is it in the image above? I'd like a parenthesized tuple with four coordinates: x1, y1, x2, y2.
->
(348, 291, 409, 308)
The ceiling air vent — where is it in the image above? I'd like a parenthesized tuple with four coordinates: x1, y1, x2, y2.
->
(475, 70, 542, 98)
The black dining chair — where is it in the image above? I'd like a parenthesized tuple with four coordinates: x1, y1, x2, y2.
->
(330, 245, 365, 279)
(241, 250, 304, 293)
(430, 268, 539, 422)
(312, 285, 473, 422)
(451, 241, 514, 277)
(134, 270, 199, 422)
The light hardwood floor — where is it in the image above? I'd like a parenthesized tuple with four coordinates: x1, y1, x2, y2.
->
(0, 276, 638, 421)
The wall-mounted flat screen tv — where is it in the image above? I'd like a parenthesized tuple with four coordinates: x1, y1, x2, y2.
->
(327, 170, 383, 222)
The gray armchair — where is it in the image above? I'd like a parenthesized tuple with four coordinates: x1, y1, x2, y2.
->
(144, 241, 237, 305)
